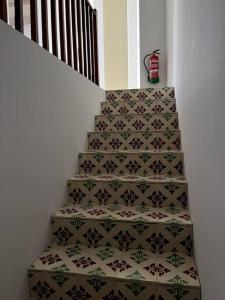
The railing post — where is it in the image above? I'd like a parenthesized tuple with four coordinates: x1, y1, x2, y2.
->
(0, 0, 8, 23)
(71, 0, 78, 71)
(86, 2, 91, 80)
(41, 0, 49, 50)
(76, 0, 83, 74)
(90, 10, 95, 83)
(81, 0, 87, 77)
(30, 0, 38, 43)
(65, 1, 72, 67)
(14, 0, 24, 33)
(51, 0, 58, 57)
(59, 0, 66, 62)
(93, 9, 99, 85)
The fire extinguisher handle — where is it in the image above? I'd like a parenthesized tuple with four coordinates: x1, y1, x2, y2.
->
(144, 54, 151, 74)
(153, 49, 161, 55)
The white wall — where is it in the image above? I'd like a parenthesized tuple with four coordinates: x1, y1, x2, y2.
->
(173, 1, 225, 299)
(103, 0, 128, 90)
(140, 0, 167, 88)
(94, 0, 105, 89)
(127, 0, 140, 89)
(0, 20, 104, 300)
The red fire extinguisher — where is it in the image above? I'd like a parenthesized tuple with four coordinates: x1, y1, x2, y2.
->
(144, 49, 160, 84)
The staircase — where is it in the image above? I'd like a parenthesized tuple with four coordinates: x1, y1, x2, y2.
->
(28, 87, 201, 300)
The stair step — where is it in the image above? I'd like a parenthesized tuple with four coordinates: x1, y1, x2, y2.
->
(101, 98, 176, 115)
(29, 244, 200, 300)
(68, 174, 188, 208)
(106, 87, 175, 102)
(79, 151, 184, 176)
(88, 131, 181, 151)
(95, 113, 178, 132)
(51, 203, 193, 254)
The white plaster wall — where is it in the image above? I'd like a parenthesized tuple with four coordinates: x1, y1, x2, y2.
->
(0, 20, 104, 300)
(173, 1, 225, 299)
(94, 0, 105, 89)
(127, 0, 140, 89)
(140, 0, 167, 88)
(103, 0, 128, 90)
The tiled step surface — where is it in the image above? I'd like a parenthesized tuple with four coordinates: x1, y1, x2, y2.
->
(106, 87, 175, 102)
(51, 203, 193, 254)
(29, 244, 200, 300)
(88, 131, 181, 151)
(67, 174, 188, 208)
(95, 113, 179, 132)
(101, 98, 176, 115)
(29, 86, 201, 300)
(79, 151, 184, 176)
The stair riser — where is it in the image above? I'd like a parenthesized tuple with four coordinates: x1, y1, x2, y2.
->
(106, 87, 175, 102)
(67, 180, 188, 208)
(101, 99, 176, 115)
(29, 270, 200, 300)
(95, 114, 179, 132)
(79, 153, 184, 176)
(88, 131, 181, 151)
(51, 217, 192, 255)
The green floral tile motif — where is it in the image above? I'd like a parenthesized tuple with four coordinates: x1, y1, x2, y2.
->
(167, 276, 190, 300)
(52, 272, 69, 287)
(166, 253, 186, 268)
(126, 282, 146, 296)
(126, 271, 146, 280)
(87, 277, 106, 292)
(130, 249, 148, 264)
(97, 248, 115, 261)
(65, 245, 81, 258)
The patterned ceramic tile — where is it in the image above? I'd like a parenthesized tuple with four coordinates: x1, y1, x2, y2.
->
(157, 285, 201, 300)
(106, 87, 175, 102)
(101, 98, 176, 115)
(28, 86, 201, 299)
(67, 175, 188, 208)
(88, 131, 181, 151)
(79, 151, 184, 176)
(95, 113, 179, 132)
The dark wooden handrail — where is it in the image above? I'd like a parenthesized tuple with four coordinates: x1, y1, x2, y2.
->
(0, 0, 99, 85)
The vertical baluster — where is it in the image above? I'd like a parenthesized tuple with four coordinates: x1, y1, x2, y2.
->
(65, 1, 72, 66)
(76, 0, 83, 74)
(90, 9, 95, 83)
(71, 0, 78, 71)
(59, 0, 66, 62)
(0, 0, 8, 23)
(30, 0, 38, 43)
(41, 0, 49, 50)
(86, 2, 91, 80)
(14, 0, 24, 33)
(81, 0, 87, 77)
(51, 0, 58, 57)
(93, 10, 99, 85)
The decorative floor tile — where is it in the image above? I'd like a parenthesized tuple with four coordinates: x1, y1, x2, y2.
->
(95, 113, 179, 132)
(101, 98, 176, 115)
(67, 175, 188, 208)
(106, 87, 175, 102)
(79, 151, 184, 176)
(88, 131, 181, 151)
(157, 285, 201, 300)
(117, 281, 157, 300)
(28, 86, 201, 299)
(156, 251, 200, 288)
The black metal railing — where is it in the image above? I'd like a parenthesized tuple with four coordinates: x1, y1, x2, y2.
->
(0, 0, 99, 85)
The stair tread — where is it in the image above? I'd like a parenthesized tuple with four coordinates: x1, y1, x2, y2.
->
(69, 174, 187, 183)
(96, 112, 178, 117)
(82, 150, 183, 154)
(89, 130, 180, 134)
(30, 243, 200, 288)
(53, 203, 192, 225)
